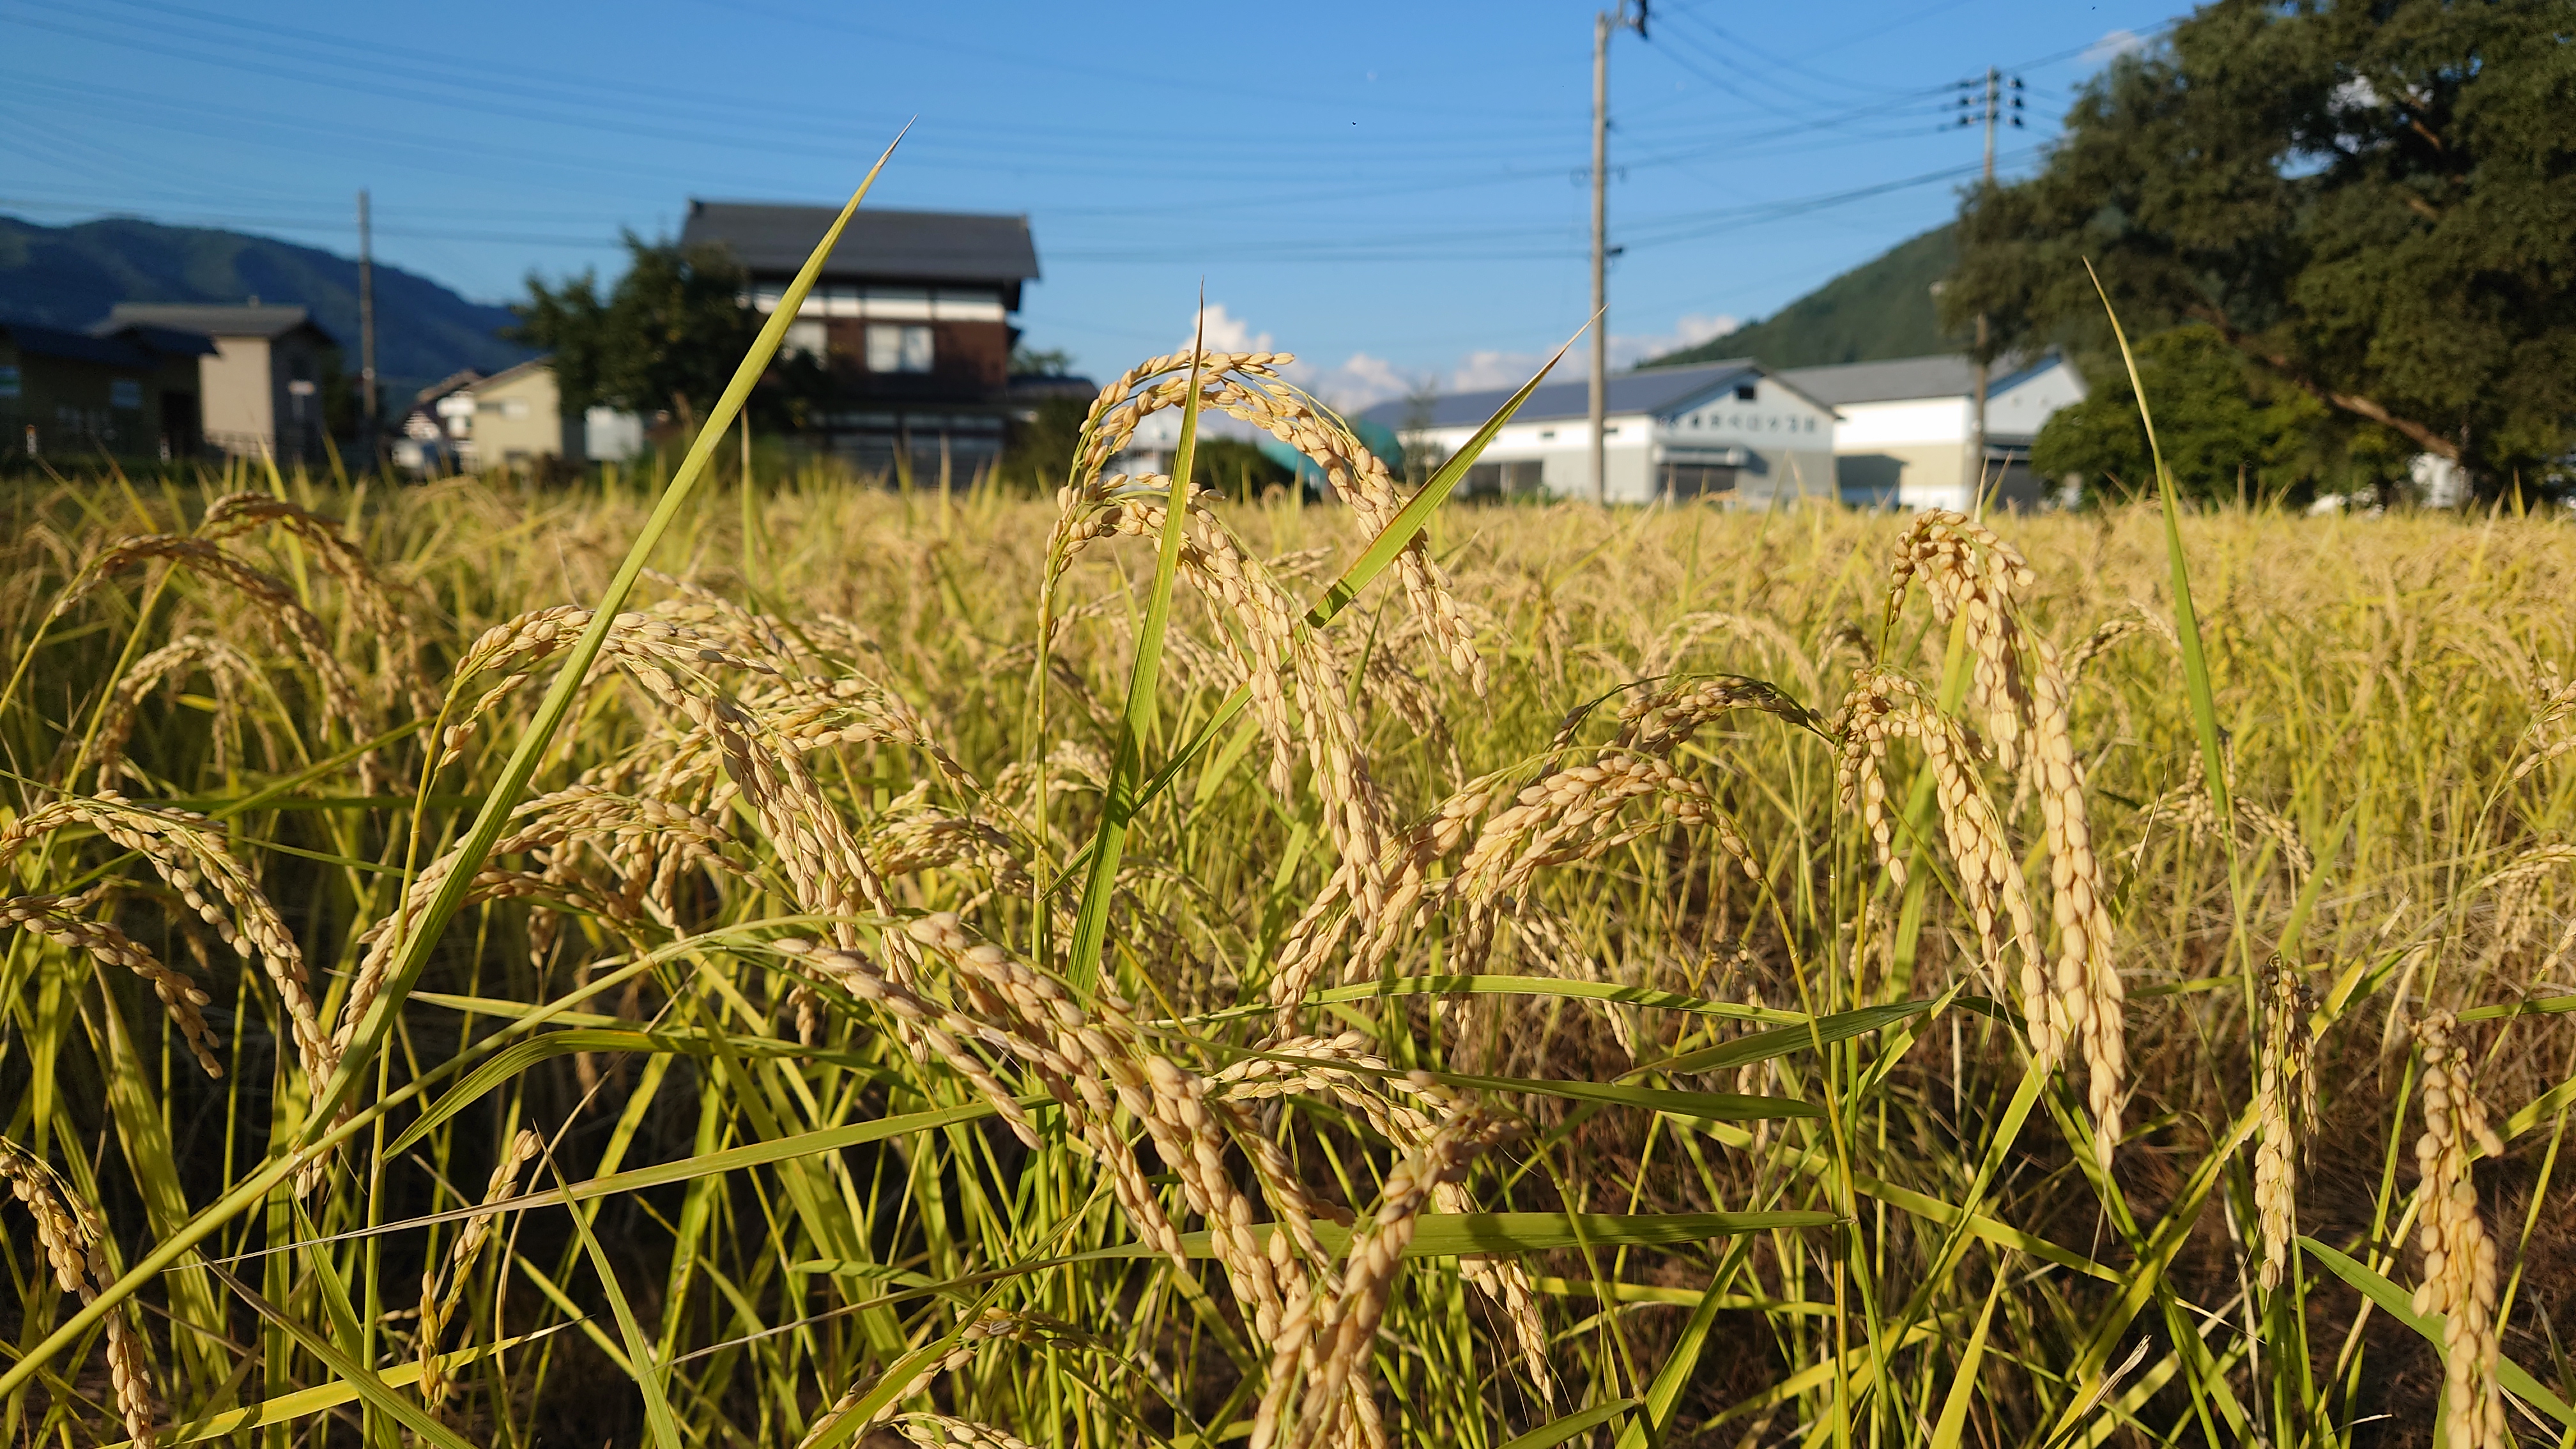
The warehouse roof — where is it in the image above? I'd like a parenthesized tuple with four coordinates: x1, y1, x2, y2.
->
(1777, 351, 2069, 406)
(680, 201, 1040, 291)
(1359, 359, 1837, 430)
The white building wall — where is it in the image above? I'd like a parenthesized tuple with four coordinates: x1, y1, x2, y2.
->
(1408, 388, 1836, 507)
(586, 407, 646, 463)
(1986, 362, 2087, 440)
(1837, 397, 1968, 449)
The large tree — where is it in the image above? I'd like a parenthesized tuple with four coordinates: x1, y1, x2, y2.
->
(2028, 323, 2382, 501)
(510, 232, 765, 427)
(1947, 0, 2576, 487)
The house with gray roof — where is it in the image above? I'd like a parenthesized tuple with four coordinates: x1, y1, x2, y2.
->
(3, 317, 211, 461)
(1777, 352, 2085, 511)
(1356, 360, 1840, 506)
(679, 200, 1041, 477)
(97, 303, 339, 464)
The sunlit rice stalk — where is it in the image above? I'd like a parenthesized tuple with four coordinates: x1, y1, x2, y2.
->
(5, 268, 2576, 1449)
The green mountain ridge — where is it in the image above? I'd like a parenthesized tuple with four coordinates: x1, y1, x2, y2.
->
(0, 214, 534, 401)
(1648, 224, 1965, 371)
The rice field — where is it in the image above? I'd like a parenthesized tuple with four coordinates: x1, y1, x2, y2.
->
(3, 342, 2575, 1449)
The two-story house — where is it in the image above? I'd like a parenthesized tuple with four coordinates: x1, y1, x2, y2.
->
(96, 303, 340, 465)
(677, 201, 1041, 479)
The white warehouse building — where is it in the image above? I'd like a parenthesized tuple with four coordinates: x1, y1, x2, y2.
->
(1779, 352, 2087, 512)
(1360, 360, 1840, 507)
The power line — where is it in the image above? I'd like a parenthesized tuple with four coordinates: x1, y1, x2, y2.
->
(1667, 11, 1938, 100)
(25, 0, 1577, 176)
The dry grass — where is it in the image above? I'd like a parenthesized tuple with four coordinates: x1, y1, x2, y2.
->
(0, 418, 2572, 1449)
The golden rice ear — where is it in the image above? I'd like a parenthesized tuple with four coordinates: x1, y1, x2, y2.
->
(2411, 1011, 2511, 1449)
(0, 896, 222, 1078)
(2253, 959, 2317, 1293)
(418, 1128, 543, 1414)
(0, 1141, 162, 1448)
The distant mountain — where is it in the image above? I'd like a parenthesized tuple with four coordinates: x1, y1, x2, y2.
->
(0, 214, 534, 401)
(1648, 224, 1965, 371)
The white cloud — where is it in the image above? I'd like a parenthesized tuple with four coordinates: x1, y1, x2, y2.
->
(1448, 349, 1554, 392)
(1184, 302, 1274, 355)
(1294, 351, 1414, 412)
(1181, 303, 1427, 413)
(2080, 28, 2146, 66)
(1607, 310, 1740, 370)
(1155, 303, 1746, 425)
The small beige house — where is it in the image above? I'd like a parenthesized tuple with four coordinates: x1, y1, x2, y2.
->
(415, 360, 643, 475)
(447, 358, 582, 470)
(98, 303, 339, 465)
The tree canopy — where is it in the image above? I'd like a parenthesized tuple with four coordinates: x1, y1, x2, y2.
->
(2030, 323, 2389, 500)
(509, 232, 765, 426)
(1947, 0, 2576, 489)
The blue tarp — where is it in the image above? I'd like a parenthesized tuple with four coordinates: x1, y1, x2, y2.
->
(1256, 413, 1406, 487)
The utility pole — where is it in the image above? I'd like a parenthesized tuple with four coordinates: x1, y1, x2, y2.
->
(1956, 70, 2020, 510)
(357, 188, 378, 469)
(1590, 0, 1646, 507)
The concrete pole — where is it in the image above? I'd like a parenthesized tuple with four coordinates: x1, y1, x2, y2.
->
(358, 188, 378, 465)
(1590, 10, 1610, 507)
(1969, 68, 1996, 514)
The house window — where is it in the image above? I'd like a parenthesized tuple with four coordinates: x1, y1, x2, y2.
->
(0, 367, 20, 399)
(784, 318, 828, 360)
(1459, 459, 1548, 500)
(866, 324, 933, 374)
(1664, 463, 1737, 499)
(1735, 383, 1758, 401)
(110, 379, 142, 410)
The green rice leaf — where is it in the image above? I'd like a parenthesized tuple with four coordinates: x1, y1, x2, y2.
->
(556, 1156, 684, 1449)
(2085, 259, 2227, 822)
(1302, 334, 1576, 631)
(390, 1028, 888, 1155)
(105, 1326, 567, 1448)
(2301, 1236, 2576, 1429)
(1201, 1044, 1820, 1123)
(1065, 332, 1579, 868)
(1930, 1273, 2007, 1449)
(199, 1261, 481, 1449)
(1073, 1209, 1837, 1263)
(1503, 1399, 1639, 1449)
(1613, 1246, 1749, 1449)
(1172, 972, 1814, 1029)
(1068, 326, 1208, 991)
(1625, 1000, 1938, 1078)
(310, 133, 907, 1135)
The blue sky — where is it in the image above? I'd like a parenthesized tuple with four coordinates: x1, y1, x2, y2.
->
(1, 0, 2178, 406)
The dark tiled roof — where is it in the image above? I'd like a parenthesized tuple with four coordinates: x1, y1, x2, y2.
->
(1357, 359, 1768, 430)
(1008, 373, 1097, 401)
(2, 318, 156, 369)
(680, 201, 1040, 287)
(413, 368, 486, 405)
(96, 303, 338, 348)
(102, 323, 218, 358)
